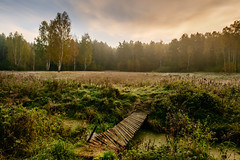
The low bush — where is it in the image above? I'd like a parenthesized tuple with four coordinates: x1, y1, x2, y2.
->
(0, 105, 66, 158)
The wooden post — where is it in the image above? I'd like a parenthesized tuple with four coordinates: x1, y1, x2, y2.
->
(87, 125, 98, 142)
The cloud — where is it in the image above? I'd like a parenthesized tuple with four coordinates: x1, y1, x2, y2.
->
(69, 0, 240, 46)
(1, 0, 240, 46)
(0, 15, 38, 41)
(0, 0, 70, 42)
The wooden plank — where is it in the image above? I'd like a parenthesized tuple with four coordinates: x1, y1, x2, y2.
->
(89, 138, 102, 145)
(104, 130, 122, 148)
(135, 114, 147, 120)
(107, 129, 125, 146)
(128, 115, 143, 123)
(119, 121, 137, 133)
(97, 133, 114, 146)
(111, 128, 128, 145)
(121, 118, 139, 128)
(122, 118, 139, 131)
(119, 122, 136, 135)
(116, 125, 132, 141)
(119, 120, 136, 132)
(114, 126, 130, 142)
(134, 112, 146, 117)
(118, 122, 135, 135)
(106, 129, 125, 147)
(125, 116, 142, 123)
(86, 111, 148, 152)
(116, 125, 131, 142)
(122, 119, 139, 130)
(118, 122, 134, 138)
(128, 114, 144, 123)
(101, 132, 118, 149)
(127, 117, 142, 125)
(118, 123, 135, 139)
(125, 118, 142, 128)
(95, 135, 108, 145)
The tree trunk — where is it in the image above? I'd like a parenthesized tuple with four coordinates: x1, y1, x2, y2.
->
(223, 53, 226, 72)
(17, 51, 22, 66)
(46, 62, 49, 71)
(46, 59, 51, 71)
(58, 59, 62, 72)
(74, 57, 76, 71)
(228, 50, 231, 66)
(14, 48, 17, 65)
(84, 58, 87, 71)
(16, 44, 21, 66)
(187, 54, 191, 71)
(58, 43, 64, 72)
(234, 53, 237, 72)
(32, 51, 35, 71)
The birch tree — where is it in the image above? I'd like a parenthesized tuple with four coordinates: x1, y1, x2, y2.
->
(49, 11, 71, 72)
(69, 38, 79, 71)
(35, 21, 51, 70)
(222, 21, 240, 72)
(6, 32, 31, 69)
(79, 33, 92, 71)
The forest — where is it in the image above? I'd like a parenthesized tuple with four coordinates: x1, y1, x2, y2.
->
(0, 11, 240, 72)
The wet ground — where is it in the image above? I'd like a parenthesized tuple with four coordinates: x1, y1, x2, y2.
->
(134, 129, 240, 160)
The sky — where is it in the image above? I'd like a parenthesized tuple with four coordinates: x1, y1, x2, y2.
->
(0, 0, 240, 47)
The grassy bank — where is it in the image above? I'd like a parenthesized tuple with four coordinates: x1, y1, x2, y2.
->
(0, 71, 240, 159)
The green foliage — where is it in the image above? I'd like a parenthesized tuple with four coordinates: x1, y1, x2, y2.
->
(0, 73, 136, 125)
(147, 79, 240, 147)
(5, 31, 31, 70)
(49, 11, 72, 71)
(70, 124, 88, 140)
(0, 105, 65, 157)
(123, 115, 216, 160)
(28, 140, 79, 160)
(170, 89, 222, 120)
(96, 151, 117, 160)
(50, 140, 75, 160)
(79, 33, 92, 71)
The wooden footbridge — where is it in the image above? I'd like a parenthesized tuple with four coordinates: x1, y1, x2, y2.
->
(77, 111, 148, 157)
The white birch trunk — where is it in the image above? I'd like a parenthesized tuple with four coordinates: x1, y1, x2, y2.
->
(58, 43, 64, 72)
(46, 58, 51, 71)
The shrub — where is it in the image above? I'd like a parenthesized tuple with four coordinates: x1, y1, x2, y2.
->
(96, 151, 117, 160)
(0, 105, 65, 157)
(28, 140, 78, 160)
(50, 140, 75, 160)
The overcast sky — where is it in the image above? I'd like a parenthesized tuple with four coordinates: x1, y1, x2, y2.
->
(0, 0, 240, 47)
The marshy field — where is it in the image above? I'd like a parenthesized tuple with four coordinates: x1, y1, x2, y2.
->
(0, 71, 240, 159)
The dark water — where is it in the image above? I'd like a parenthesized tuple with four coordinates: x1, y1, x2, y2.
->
(134, 129, 240, 160)
(133, 129, 167, 150)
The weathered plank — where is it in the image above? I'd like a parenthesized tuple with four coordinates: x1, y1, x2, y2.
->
(87, 111, 147, 152)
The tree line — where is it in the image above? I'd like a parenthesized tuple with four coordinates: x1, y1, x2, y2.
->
(0, 11, 240, 72)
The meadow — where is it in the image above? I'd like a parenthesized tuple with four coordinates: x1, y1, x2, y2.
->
(0, 71, 240, 159)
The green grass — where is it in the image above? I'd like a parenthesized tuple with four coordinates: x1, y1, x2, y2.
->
(0, 71, 240, 159)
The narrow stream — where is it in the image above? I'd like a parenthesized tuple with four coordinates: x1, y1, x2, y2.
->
(133, 129, 240, 160)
